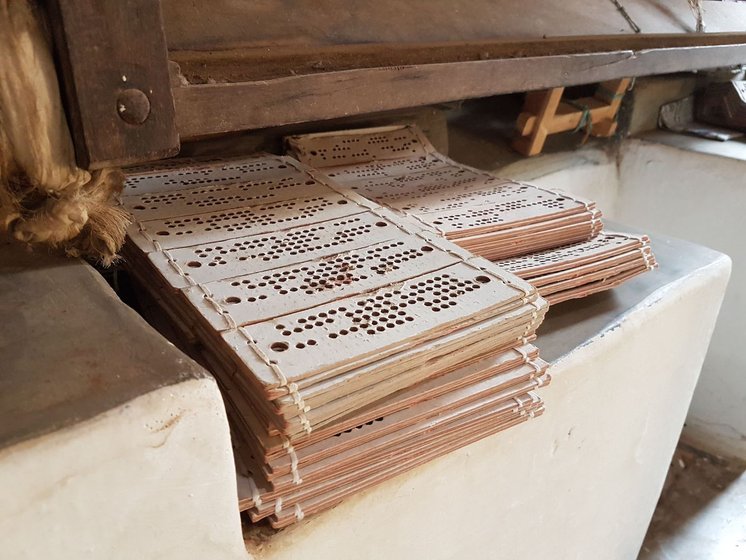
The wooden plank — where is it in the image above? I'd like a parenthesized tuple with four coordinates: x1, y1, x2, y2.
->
(517, 100, 608, 136)
(512, 87, 564, 157)
(161, 0, 746, 52)
(45, 0, 178, 168)
(174, 43, 746, 138)
(591, 78, 632, 137)
(169, 33, 746, 83)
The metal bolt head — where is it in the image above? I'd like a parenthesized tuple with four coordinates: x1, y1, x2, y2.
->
(117, 88, 151, 124)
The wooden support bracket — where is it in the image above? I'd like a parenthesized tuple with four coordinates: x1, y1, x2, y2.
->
(44, 0, 179, 169)
(513, 78, 631, 157)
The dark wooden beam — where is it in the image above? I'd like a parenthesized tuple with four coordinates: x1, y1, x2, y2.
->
(173, 42, 746, 139)
(45, 0, 179, 169)
(170, 33, 746, 83)
(160, 0, 746, 51)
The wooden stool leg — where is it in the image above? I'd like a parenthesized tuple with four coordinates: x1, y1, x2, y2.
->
(592, 78, 630, 137)
(513, 87, 564, 156)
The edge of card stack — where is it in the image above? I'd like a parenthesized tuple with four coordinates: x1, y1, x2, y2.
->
(497, 232, 657, 304)
(286, 124, 603, 261)
(286, 124, 656, 305)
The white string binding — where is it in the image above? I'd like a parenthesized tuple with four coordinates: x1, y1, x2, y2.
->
(197, 283, 238, 330)
(640, 246, 655, 270)
(136, 221, 163, 253)
(531, 359, 544, 376)
(307, 158, 547, 316)
(516, 345, 529, 362)
(282, 439, 303, 484)
(134, 219, 313, 433)
(248, 477, 263, 508)
(522, 299, 542, 338)
(236, 328, 313, 436)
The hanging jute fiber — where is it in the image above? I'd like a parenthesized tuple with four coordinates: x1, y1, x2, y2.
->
(0, 0, 130, 265)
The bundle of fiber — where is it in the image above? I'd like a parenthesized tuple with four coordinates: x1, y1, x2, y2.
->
(121, 153, 550, 525)
(0, 1, 129, 264)
(497, 232, 658, 305)
(286, 125, 602, 261)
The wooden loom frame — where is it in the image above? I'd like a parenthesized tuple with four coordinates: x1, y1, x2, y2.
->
(41, 0, 746, 168)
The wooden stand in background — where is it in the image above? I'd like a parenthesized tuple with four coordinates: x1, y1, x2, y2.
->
(513, 78, 631, 156)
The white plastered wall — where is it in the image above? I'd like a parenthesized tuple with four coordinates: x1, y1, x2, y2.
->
(493, 136, 746, 461)
(0, 378, 248, 560)
(616, 139, 746, 461)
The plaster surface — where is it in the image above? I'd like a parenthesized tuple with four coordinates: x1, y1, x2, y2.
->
(639, 129, 746, 161)
(617, 137, 746, 461)
(0, 239, 208, 448)
(0, 243, 247, 559)
(627, 76, 698, 135)
(245, 236, 729, 560)
(457, 132, 746, 462)
(0, 378, 247, 560)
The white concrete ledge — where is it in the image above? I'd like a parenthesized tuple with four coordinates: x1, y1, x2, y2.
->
(0, 228, 730, 559)
(0, 240, 247, 560)
(0, 378, 247, 560)
(245, 233, 730, 560)
(618, 137, 746, 461)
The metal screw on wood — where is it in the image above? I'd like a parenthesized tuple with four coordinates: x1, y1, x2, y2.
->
(117, 88, 151, 124)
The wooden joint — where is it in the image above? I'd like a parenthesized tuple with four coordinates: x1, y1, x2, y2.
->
(513, 78, 630, 156)
(44, 0, 180, 169)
